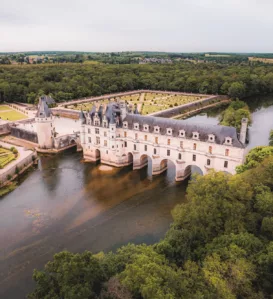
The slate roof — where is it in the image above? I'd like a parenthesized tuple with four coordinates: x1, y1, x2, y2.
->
(123, 114, 243, 148)
(37, 98, 51, 118)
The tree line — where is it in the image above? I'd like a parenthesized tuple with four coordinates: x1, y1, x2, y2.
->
(28, 147, 273, 299)
(1, 61, 273, 104)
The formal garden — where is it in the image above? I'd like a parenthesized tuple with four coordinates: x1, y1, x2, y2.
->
(0, 146, 18, 169)
(67, 92, 205, 115)
(0, 105, 27, 121)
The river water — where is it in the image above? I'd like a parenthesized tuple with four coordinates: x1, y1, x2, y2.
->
(0, 95, 273, 298)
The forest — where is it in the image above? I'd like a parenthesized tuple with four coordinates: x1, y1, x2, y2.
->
(0, 61, 273, 104)
(28, 146, 273, 299)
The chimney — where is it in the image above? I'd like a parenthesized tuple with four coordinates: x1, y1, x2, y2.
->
(240, 118, 248, 144)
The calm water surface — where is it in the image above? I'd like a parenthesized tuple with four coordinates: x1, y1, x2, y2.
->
(0, 95, 273, 298)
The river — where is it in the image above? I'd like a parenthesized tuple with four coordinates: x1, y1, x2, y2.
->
(0, 95, 273, 298)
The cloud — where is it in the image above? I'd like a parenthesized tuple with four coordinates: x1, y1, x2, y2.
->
(0, 0, 273, 52)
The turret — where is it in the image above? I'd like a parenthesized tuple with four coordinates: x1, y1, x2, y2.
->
(240, 118, 248, 145)
(35, 97, 54, 149)
(79, 110, 86, 125)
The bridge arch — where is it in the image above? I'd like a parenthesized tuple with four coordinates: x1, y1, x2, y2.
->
(183, 164, 204, 180)
(157, 158, 177, 182)
(95, 149, 101, 161)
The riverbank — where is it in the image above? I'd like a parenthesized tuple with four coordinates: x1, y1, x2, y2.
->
(0, 95, 273, 299)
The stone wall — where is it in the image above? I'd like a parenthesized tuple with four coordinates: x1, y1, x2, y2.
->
(150, 95, 229, 118)
(51, 109, 80, 119)
(10, 127, 38, 144)
(0, 142, 37, 186)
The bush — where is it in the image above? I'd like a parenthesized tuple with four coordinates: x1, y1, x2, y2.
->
(7, 174, 12, 180)
(15, 166, 19, 175)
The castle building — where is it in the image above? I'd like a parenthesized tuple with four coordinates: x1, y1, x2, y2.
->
(80, 102, 245, 181)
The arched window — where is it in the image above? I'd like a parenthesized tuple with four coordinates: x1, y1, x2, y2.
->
(155, 137, 158, 144)
(144, 135, 147, 141)
(193, 143, 197, 150)
(135, 133, 138, 140)
(167, 139, 171, 145)
(225, 149, 229, 156)
(209, 146, 212, 154)
(124, 132, 127, 138)
(178, 153, 182, 160)
(154, 148, 157, 155)
(180, 141, 183, 148)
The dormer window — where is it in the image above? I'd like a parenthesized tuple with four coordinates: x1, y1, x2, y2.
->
(134, 123, 139, 130)
(154, 126, 160, 133)
(208, 134, 215, 143)
(179, 130, 185, 138)
(94, 120, 100, 126)
(166, 128, 172, 136)
(143, 125, 149, 132)
(123, 121, 128, 128)
(192, 132, 199, 140)
(224, 137, 232, 145)
(103, 120, 108, 128)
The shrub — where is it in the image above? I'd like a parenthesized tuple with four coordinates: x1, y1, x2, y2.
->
(7, 174, 12, 180)
(15, 166, 19, 175)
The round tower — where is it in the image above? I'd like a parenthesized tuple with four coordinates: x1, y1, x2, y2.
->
(35, 97, 54, 149)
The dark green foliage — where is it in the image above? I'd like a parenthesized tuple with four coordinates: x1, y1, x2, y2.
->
(1, 62, 273, 103)
(30, 153, 273, 299)
(220, 99, 251, 131)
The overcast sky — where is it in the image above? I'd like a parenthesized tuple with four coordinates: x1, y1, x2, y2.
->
(1, 0, 273, 53)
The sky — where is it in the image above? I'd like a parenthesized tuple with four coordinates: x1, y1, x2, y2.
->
(1, 0, 273, 53)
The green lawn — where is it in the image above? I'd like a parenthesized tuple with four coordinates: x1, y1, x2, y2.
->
(0, 148, 16, 168)
(0, 110, 27, 121)
(0, 105, 12, 111)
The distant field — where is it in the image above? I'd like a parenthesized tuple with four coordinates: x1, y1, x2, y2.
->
(67, 92, 205, 115)
(249, 57, 273, 64)
(0, 106, 27, 121)
(0, 147, 16, 168)
(205, 54, 231, 57)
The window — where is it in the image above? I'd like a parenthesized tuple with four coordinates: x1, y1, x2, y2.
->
(209, 146, 212, 154)
(154, 148, 157, 155)
(134, 123, 139, 130)
(112, 127, 114, 131)
(104, 132, 107, 137)
(135, 133, 138, 140)
(193, 154, 196, 161)
(167, 139, 171, 145)
(134, 144, 136, 151)
(88, 128, 90, 134)
(88, 137, 91, 143)
(225, 149, 229, 156)
(178, 153, 182, 160)
(95, 120, 99, 126)
(144, 145, 147, 151)
(124, 141, 127, 147)
(167, 150, 170, 156)
(155, 137, 158, 144)
(193, 143, 197, 150)
(179, 130, 185, 137)
(207, 159, 211, 166)
(104, 140, 107, 146)
(96, 137, 100, 144)
(124, 132, 127, 138)
(95, 128, 99, 134)
(224, 161, 228, 168)
(180, 141, 183, 148)
(144, 135, 147, 141)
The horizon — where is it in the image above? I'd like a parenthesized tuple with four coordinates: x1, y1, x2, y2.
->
(2, 0, 273, 53)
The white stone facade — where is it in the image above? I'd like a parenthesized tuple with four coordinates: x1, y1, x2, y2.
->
(81, 103, 245, 181)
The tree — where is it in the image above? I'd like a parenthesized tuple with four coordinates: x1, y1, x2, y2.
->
(236, 146, 273, 173)
(28, 251, 106, 299)
(269, 130, 273, 146)
(228, 82, 246, 99)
